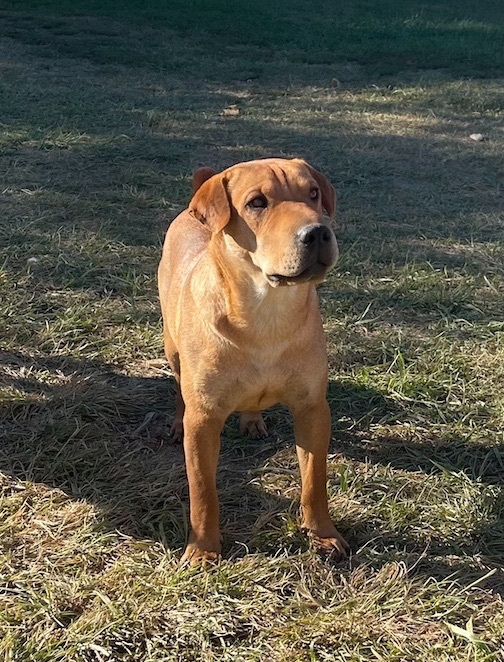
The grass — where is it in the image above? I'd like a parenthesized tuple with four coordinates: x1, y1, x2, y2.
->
(0, 0, 503, 659)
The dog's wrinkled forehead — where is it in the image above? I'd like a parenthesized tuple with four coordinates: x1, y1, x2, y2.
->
(227, 159, 315, 202)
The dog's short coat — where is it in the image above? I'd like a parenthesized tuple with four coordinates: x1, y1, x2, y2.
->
(158, 158, 349, 564)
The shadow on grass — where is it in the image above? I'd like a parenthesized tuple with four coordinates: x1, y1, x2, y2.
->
(0, 348, 295, 555)
(2, 349, 503, 589)
(2, 0, 504, 77)
(328, 378, 401, 425)
(0, 9, 503, 246)
(336, 432, 504, 485)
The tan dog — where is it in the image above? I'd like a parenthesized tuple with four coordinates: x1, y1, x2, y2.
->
(158, 158, 349, 564)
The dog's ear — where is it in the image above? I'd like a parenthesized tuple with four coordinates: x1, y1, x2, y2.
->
(192, 167, 216, 194)
(189, 172, 230, 233)
(296, 160, 336, 218)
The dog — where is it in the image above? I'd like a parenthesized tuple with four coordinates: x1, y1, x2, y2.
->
(158, 158, 349, 564)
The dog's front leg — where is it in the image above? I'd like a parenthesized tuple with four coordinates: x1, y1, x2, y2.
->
(291, 399, 350, 560)
(181, 407, 225, 566)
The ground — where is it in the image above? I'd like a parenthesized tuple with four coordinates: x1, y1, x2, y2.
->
(0, 1, 503, 660)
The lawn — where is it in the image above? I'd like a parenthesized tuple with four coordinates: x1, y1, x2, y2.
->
(0, 1, 503, 660)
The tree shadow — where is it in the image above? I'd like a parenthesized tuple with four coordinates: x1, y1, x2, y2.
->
(2, 1, 504, 77)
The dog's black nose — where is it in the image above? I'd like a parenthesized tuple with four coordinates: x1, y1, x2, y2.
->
(297, 224, 332, 247)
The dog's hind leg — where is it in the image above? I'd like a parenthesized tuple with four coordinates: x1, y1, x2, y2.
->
(164, 333, 184, 441)
(169, 384, 185, 441)
(239, 411, 268, 439)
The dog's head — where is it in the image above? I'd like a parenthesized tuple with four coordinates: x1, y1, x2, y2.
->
(189, 158, 338, 286)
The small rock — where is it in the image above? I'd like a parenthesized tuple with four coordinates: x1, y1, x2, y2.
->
(470, 133, 485, 142)
(331, 78, 341, 89)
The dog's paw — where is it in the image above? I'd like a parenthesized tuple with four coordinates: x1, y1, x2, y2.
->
(239, 412, 269, 439)
(168, 418, 184, 443)
(304, 526, 350, 562)
(180, 543, 221, 567)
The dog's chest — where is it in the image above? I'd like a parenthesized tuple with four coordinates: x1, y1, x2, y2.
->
(228, 351, 311, 412)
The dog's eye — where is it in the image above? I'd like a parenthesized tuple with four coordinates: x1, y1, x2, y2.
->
(310, 187, 319, 200)
(247, 196, 267, 210)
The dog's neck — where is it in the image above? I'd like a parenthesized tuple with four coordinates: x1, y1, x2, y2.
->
(207, 233, 316, 344)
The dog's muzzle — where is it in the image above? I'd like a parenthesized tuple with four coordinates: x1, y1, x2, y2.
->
(266, 224, 337, 286)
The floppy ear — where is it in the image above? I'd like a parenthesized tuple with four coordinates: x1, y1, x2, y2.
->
(189, 172, 231, 233)
(297, 160, 336, 218)
(192, 167, 216, 194)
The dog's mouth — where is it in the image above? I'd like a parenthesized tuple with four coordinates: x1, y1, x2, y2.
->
(266, 261, 330, 287)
